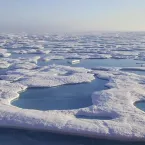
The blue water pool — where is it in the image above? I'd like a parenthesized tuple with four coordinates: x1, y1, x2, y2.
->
(38, 59, 145, 69)
(38, 58, 145, 76)
(12, 78, 107, 110)
(135, 101, 145, 112)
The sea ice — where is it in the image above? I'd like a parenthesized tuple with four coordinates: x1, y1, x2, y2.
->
(0, 60, 11, 69)
(0, 48, 11, 57)
(0, 32, 145, 141)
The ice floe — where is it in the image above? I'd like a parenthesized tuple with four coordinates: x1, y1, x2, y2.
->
(4, 65, 94, 87)
(11, 62, 38, 70)
(0, 60, 11, 69)
(1, 32, 145, 60)
(0, 65, 145, 141)
(0, 48, 11, 57)
(0, 32, 145, 141)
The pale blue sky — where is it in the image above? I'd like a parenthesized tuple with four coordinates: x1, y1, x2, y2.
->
(0, 0, 145, 33)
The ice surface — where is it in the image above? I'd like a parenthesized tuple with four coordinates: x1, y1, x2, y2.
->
(11, 62, 38, 70)
(120, 67, 145, 71)
(0, 48, 11, 57)
(0, 66, 145, 141)
(0, 60, 11, 69)
(5, 65, 95, 87)
(0, 32, 145, 141)
(1, 32, 145, 60)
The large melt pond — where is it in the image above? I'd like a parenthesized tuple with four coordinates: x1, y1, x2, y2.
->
(12, 78, 107, 110)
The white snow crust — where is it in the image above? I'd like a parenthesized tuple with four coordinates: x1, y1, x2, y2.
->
(0, 48, 11, 57)
(0, 65, 145, 141)
(0, 32, 145, 141)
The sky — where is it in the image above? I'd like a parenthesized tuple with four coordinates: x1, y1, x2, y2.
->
(0, 0, 145, 33)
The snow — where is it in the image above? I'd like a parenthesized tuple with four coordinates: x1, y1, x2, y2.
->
(11, 62, 38, 70)
(0, 32, 145, 141)
(120, 67, 145, 71)
(13, 49, 50, 54)
(40, 55, 64, 61)
(0, 48, 11, 57)
(4, 65, 95, 87)
(0, 66, 145, 141)
(0, 60, 11, 69)
(1, 32, 145, 60)
(0, 74, 24, 82)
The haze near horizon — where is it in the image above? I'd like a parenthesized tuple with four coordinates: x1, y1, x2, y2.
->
(0, 0, 145, 33)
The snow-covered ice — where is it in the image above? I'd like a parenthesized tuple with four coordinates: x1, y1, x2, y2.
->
(0, 48, 11, 57)
(0, 32, 145, 141)
(0, 60, 11, 69)
(0, 66, 145, 141)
